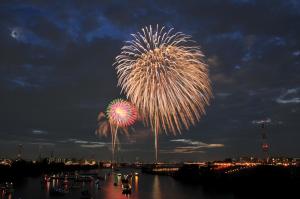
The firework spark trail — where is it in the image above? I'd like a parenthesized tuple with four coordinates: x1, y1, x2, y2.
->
(95, 112, 118, 162)
(115, 25, 212, 162)
(96, 99, 137, 164)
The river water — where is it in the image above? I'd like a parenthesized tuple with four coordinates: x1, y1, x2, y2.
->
(5, 169, 235, 199)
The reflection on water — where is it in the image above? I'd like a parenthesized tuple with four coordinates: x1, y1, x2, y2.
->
(1, 193, 12, 199)
(152, 175, 161, 199)
(1, 183, 13, 199)
(1, 191, 11, 199)
(134, 175, 139, 193)
(7, 169, 234, 199)
(1, 192, 12, 199)
(45, 181, 50, 194)
(101, 173, 126, 199)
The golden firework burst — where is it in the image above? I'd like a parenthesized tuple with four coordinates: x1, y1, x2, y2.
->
(115, 25, 212, 134)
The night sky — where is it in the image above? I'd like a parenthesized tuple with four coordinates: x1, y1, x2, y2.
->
(1, 0, 300, 162)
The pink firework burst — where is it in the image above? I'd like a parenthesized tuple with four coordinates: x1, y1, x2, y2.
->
(106, 99, 137, 127)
